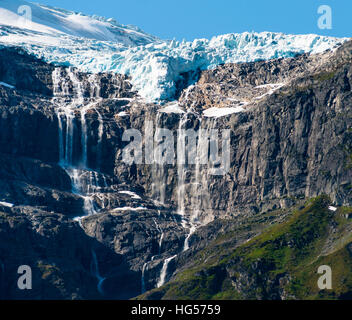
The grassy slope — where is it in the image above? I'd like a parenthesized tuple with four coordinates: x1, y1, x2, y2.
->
(141, 196, 352, 300)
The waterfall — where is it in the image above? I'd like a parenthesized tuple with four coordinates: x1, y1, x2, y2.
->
(157, 255, 177, 288)
(152, 217, 164, 255)
(66, 67, 84, 165)
(52, 67, 102, 168)
(141, 262, 148, 294)
(52, 67, 83, 166)
(89, 73, 101, 98)
(182, 118, 216, 250)
(183, 225, 197, 252)
(91, 250, 105, 296)
(140, 217, 165, 292)
(192, 119, 204, 222)
(151, 114, 167, 205)
(51, 67, 105, 221)
(158, 232, 164, 255)
(57, 113, 64, 164)
(178, 116, 219, 251)
(64, 109, 74, 165)
(51, 66, 224, 292)
(152, 164, 166, 205)
(80, 105, 89, 168)
(140, 211, 168, 292)
(95, 108, 104, 169)
(177, 113, 188, 216)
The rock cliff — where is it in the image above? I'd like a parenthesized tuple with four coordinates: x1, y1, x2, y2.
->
(0, 40, 351, 299)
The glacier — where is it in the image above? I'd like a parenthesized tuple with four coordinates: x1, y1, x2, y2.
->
(0, 0, 157, 45)
(0, 0, 348, 102)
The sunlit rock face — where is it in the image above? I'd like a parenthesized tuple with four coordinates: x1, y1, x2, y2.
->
(0, 1, 346, 102)
(0, 0, 351, 300)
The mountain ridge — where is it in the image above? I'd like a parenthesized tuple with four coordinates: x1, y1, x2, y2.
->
(0, 1, 352, 300)
(0, 0, 157, 44)
(0, 1, 348, 102)
(0, 38, 351, 299)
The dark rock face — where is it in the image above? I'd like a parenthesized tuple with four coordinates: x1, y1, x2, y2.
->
(140, 196, 352, 301)
(0, 207, 100, 299)
(0, 48, 55, 96)
(82, 209, 185, 292)
(0, 40, 351, 299)
(114, 41, 352, 219)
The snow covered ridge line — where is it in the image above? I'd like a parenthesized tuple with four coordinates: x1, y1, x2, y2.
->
(2, 31, 346, 103)
(99, 32, 346, 103)
(0, 1, 347, 102)
(0, 0, 157, 45)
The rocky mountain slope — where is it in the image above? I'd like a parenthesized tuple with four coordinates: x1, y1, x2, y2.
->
(0, 1, 351, 299)
(0, 38, 350, 299)
(140, 195, 352, 300)
(0, 1, 346, 102)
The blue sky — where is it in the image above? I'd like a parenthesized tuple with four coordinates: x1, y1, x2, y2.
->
(36, 0, 351, 40)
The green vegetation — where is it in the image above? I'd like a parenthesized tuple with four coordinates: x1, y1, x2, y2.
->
(142, 196, 352, 300)
(346, 153, 352, 169)
(313, 71, 336, 82)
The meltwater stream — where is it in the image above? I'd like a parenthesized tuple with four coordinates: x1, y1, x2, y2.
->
(52, 67, 220, 294)
(151, 113, 219, 290)
(52, 67, 108, 294)
(157, 255, 177, 288)
(52, 67, 104, 220)
(91, 249, 106, 296)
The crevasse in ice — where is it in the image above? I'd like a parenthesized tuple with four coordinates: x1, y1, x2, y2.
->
(0, 0, 347, 102)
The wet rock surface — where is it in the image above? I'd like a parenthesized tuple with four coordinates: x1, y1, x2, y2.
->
(0, 41, 351, 299)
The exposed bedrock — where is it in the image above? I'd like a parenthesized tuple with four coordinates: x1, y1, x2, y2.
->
(0, 41, 351, 299)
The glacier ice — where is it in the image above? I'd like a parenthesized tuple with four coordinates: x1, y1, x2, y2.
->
(0, 0, 348, 102)
(0, 0, 157, 45)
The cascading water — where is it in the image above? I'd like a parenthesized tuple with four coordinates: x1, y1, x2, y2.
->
(95, 108, 104, 168)
(177, 113, 188, 216)
(151, 113, 167, 205)
(52, 67, 106, 221)
(53, 66, 223, 292)
(141, 262, 148, 294)
(152, 217, 165, 255)
(91, 249, 106, 295)
(80, 105, 89, 168)
(182, 117, 218, 250)
(158, 232, 164, 255)
(157, 255, 177, 288)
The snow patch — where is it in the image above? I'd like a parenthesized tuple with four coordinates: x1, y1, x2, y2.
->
(254, 82, 286, 100)
(158, 103, 185, 114)
(112, 206, 147, 212)
(0, 81, 15, 89)
(203, 106, 244, 118)
(118, 191, 142, 200)
(117, 111, 129, 117)
(255, 83, 285, 90)
(0, 201, 14, 207)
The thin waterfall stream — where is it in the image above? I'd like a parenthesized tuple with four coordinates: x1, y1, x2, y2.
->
(53, 66, 219, 293)
(52, 67, 107, 294)
(52, 67, 105, 221)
